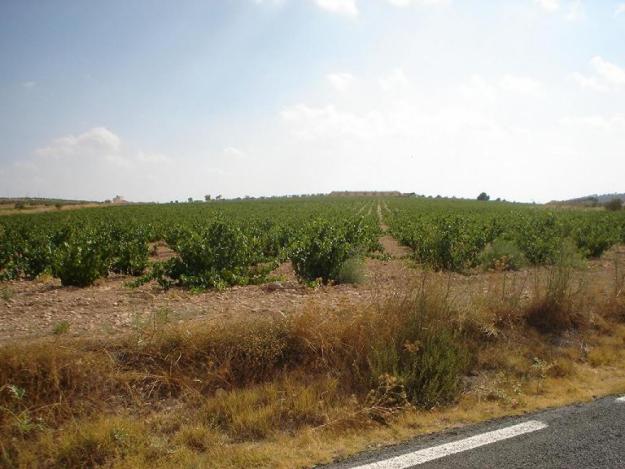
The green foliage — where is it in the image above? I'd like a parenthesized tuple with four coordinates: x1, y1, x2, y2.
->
(479, 238, 527, 271)
(336, 257, 365, 284)
(52, 229, 110, 287)
(108, 227, 149, 276)
(52, 321, 70, 335)
(477, 192, 490, 201)
(605, 198, 623, 211)
(290, 218, 377, 284)
(154, 220, 269, 289)
(367, 284, 469, 407)
(388, 198, 624, 272)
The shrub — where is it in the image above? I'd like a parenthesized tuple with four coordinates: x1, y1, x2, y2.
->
(290, 219, 371, 284)
(479, 238, 527, 271)
(605, 198, 623, 211)
(154, 220, 268, 289)
(110, 231, 149, 276)
(366, 283, 469, 407)
(52, 230, 110, 287)
(336, 257, 365, 284)
(525, 240, 586, 333)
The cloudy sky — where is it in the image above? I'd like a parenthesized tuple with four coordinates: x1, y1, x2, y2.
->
(1, 0, 624, 202)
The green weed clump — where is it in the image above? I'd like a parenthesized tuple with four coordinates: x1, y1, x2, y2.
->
(336, 257, 366, 284)
(479, 238, 527, 272)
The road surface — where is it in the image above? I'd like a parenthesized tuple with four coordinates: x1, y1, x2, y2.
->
(327, 395, 625, 468)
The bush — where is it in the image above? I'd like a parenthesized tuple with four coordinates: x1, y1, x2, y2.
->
(154, 220, 268, 289)
(52, 230, 110, 287)
(290, 219, 373, 284)
(525, 240, 585, 333)
(336, 257, 365, 284)
(479, 238, 527, 271)
(605, 198, 623, 212)
(366, 283, 469, 407)
(109, 229, 149, 276)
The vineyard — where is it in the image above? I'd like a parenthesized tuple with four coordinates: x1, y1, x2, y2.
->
(0, 197, 381, 288)
(1, 197, 625, 290)
(386, 198, 625, 272)
(2, 196, 625, 468)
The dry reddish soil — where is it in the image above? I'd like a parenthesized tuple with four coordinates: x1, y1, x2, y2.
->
(1, 231, 623, 345)
(0, 255, 417, 344)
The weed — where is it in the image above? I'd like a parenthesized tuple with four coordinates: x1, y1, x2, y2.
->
(526, 240, 587, 333)
(336, 257, 365, 284)
(0, 287, 14, 302)
(479, 238, 527, 272)
(52, 321, 70, 335)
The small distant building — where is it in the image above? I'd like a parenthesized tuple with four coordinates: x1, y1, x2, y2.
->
(111, 195, 128, 204)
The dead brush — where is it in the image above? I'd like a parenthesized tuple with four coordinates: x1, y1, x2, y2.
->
(602, 251, 625, 322)
(525, 243, 588, 334)
(466, 272, 529, 340)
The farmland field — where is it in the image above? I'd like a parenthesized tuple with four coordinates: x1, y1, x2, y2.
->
(2, 196, 625, 468)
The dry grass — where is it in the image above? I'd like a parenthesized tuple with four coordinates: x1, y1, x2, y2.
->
(2, 263, 625, 468)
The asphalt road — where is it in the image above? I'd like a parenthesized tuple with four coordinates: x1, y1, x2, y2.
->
(327, 395, 625, 469)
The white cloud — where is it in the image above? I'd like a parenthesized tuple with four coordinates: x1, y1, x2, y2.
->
(327, 72, 354, 92)
(565, 0, 584, 21)
(535, 0, 559, 12)
(223, 146, 247, 159)
(573, 56, 625, 92)
(385, 0, 449, 7)
(498, 75, 544, 95)
(590, 56, 625, 86)
(615, 3, 625, 16)
(460, 74, 543, 98)
(571, 72, 607, 92)
(560, 114, 625, 131)
(313, 0, 358, 16)
(36, 127, 122, 160)
(379, 68, 410, 92)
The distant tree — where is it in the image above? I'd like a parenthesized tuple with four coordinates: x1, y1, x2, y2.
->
(55, 203, 63, 210)
(188, 197, 193, 203)
(204, 194, 211, 202)
(215, 194, 222, 200)
(605, 198, 623, 211)
(477, 192, 490, 201)
(104, 199, 111, 204)
(14, 201, 26, 210)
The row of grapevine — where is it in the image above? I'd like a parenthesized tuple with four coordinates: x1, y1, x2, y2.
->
(386, 198, 625, 272)
(0, 197, 381, 287)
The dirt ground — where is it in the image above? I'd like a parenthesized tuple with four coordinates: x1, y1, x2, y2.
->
(1, 233, 623, 345)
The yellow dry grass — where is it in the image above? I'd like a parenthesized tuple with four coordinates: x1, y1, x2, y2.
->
(2, 264, 625, 468)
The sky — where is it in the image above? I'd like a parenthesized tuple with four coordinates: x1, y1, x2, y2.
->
(0, 0, 624, 203)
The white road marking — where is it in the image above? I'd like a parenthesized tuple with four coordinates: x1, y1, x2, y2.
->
(352, 420, 548, 468)
(616, 396, 625, 403)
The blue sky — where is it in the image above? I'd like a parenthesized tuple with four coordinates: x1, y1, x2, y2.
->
(1, 0, 624, 202)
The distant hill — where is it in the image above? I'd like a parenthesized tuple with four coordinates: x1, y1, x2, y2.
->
(0, 197, 98, 205)
(549, 193, 625, 207)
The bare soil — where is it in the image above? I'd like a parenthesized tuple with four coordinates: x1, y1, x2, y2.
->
(1, 227, 623, 345)
(0, 257, 416, 344)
